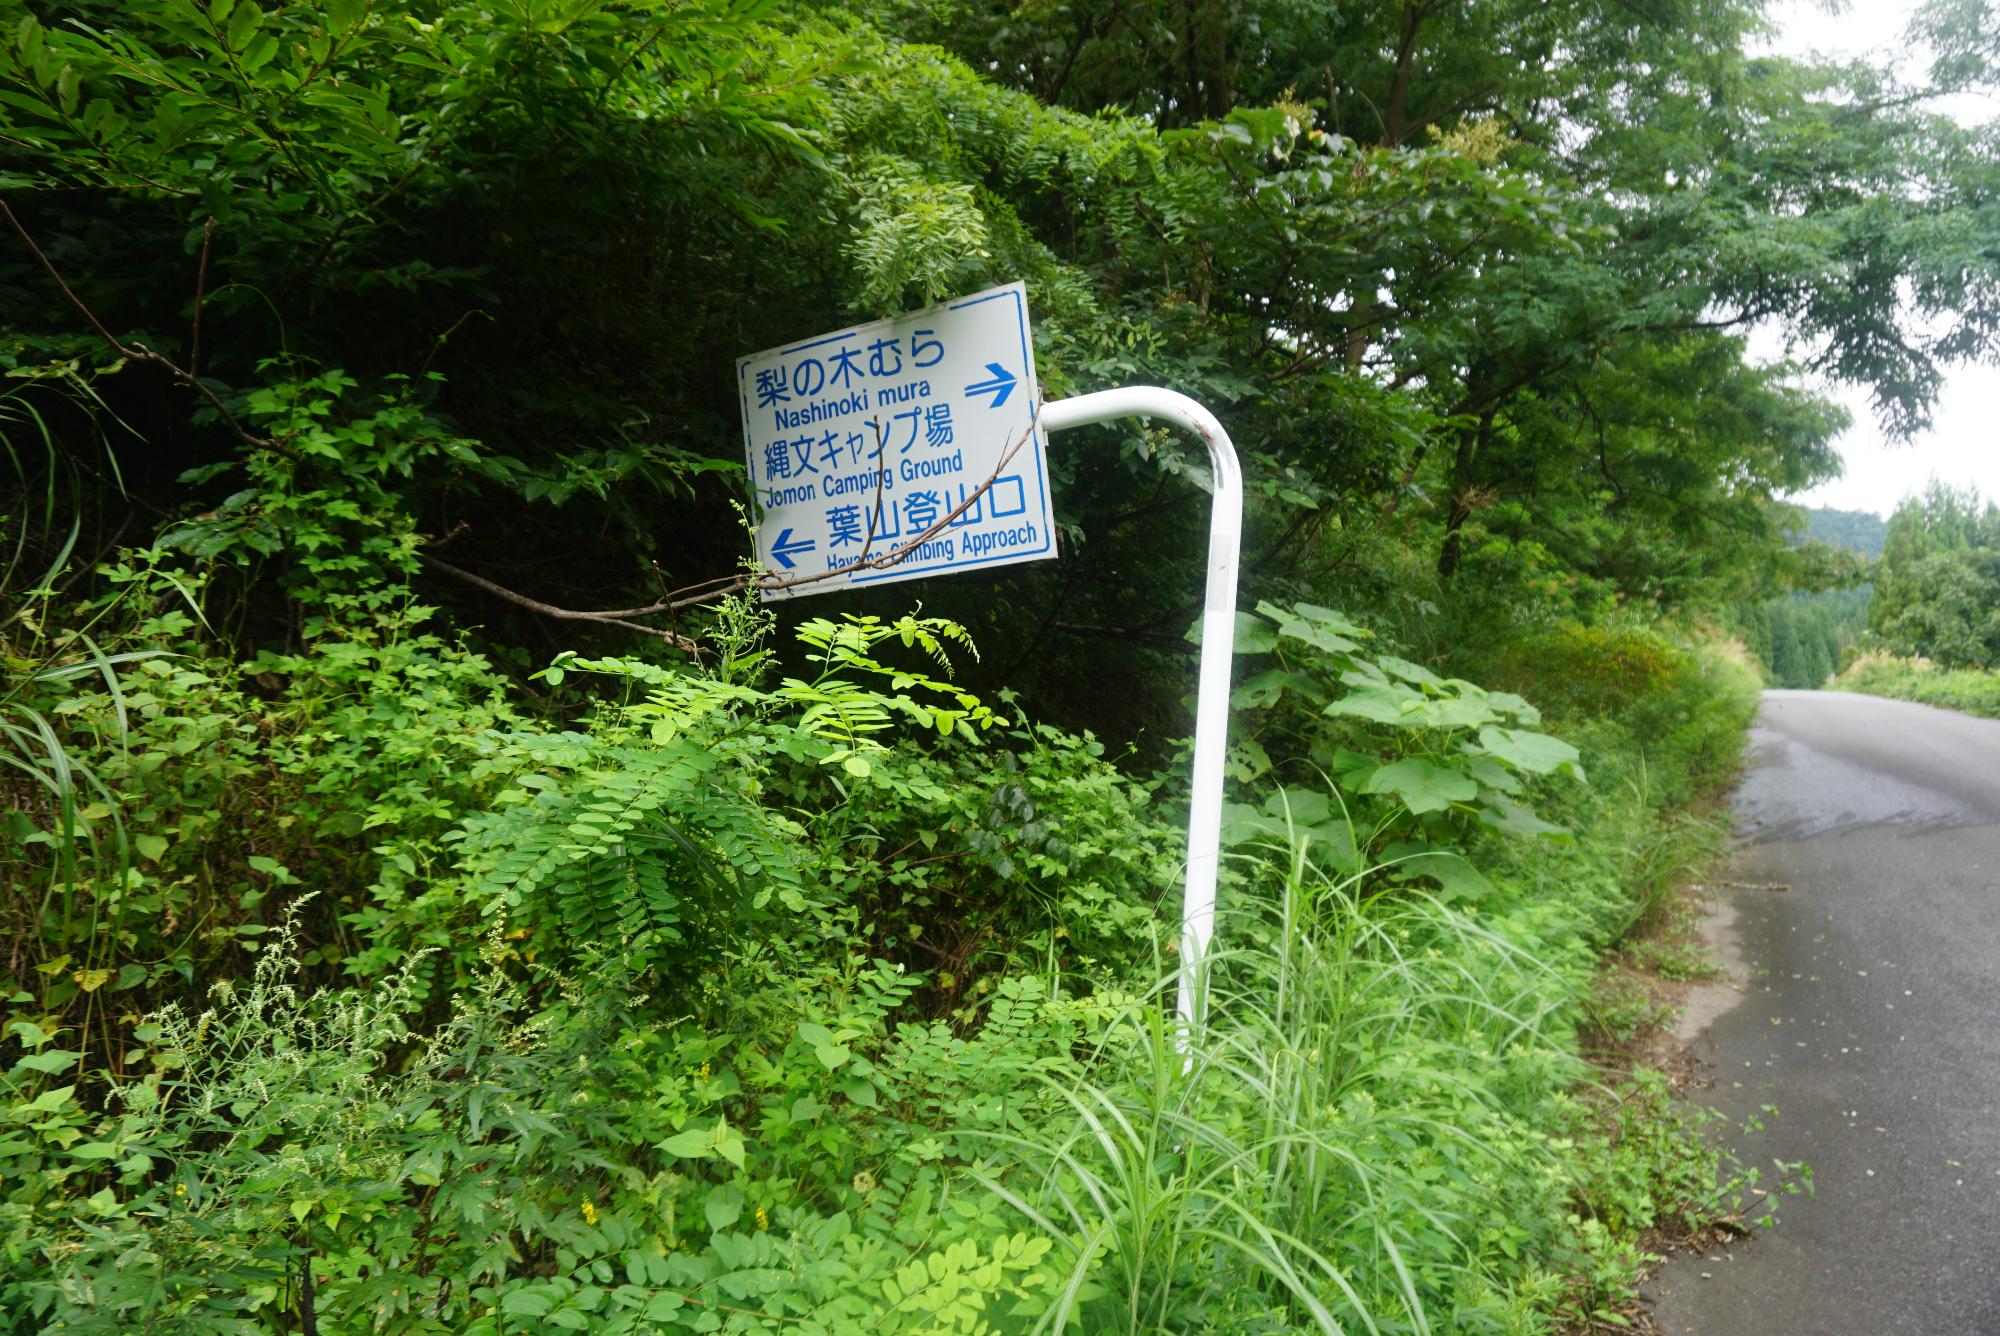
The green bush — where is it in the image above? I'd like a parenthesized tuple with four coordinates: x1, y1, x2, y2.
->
(1479, 626, 1758, 810)
(1477, 624, 1685, 723)
(4, 595, 1771, 1333)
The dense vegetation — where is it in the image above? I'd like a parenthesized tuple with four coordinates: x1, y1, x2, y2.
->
(1801, 508, 1889, 563)
(1867, 483, 2000, 671)
(5, 0, 1995, 1329)
(1829, 486, 2000, 717)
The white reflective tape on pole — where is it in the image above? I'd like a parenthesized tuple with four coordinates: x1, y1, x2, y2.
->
(1038, 387, 1241, 1041)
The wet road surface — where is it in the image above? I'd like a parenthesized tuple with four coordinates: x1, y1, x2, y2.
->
(1649, 690, 2000, 1335)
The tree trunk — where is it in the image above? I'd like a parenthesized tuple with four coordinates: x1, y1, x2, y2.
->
(1437, 406, 1494, 580)
(1199, 0, 1230, 119)
(1385, 1, 1423, 146)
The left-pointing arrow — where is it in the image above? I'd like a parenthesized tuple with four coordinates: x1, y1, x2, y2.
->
(770, 527, 817, 570)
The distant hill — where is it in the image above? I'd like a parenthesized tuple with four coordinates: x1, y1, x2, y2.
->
(1803, 506, 1888, 559)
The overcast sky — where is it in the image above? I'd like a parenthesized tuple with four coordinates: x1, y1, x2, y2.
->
(1757, 0, 2000, 516)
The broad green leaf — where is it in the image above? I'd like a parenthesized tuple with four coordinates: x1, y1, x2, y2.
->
(1256, 600, 1364, 654)
(656, 1125, 718, 1160)
(1478, 726, 1585, 779)
(1330, 749, 1378, 786)
(15, 1048, 79, 1074)
(1361, 758, 1478, 814)
(1225, 736, 1273, 781)
(25, 1085, 74, 1113)
(643, 1293, 687, 1320)
(1376, 654, 1444, 688)
(1386, 844, 1496, 899)
(1301, 817, 1360, 871)
(1323, 681, 1425, 725)
(1232, 668, 1323, 708)
(1487, 691, 1542, 725)
(239, 33, 280, 73)
(1290, 602, 1368, 637)
(1414, 693, 1501, 730)
(1464, 756, 1523, 795)
(1188, 610, 1279, 653)
(225, 0, 261, 50)
(499, 1290, 554, 1317)
(1477, 797, 1571, 839)
(1219, 800, 1281, 846)
(1261, 786, 1332, 825)
(704, 1183, 744, 1230)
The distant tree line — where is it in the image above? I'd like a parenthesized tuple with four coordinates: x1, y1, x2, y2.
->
(1740, 492, 2000, 686)
(1734, 506, 1881, 687)
(1740, 586, 1870, 688)
(1801, 506, 1889, 560)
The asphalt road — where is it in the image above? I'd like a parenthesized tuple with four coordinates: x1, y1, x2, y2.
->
(1649, 689, 2000, 1334)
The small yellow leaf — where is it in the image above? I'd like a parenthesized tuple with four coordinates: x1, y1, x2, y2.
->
(73, 969, 113, 993)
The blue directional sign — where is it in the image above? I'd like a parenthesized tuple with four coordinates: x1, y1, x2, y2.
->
(735, 281, 1056, 599)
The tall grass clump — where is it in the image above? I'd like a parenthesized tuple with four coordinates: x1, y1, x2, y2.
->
(979, 828, 1733, 1334)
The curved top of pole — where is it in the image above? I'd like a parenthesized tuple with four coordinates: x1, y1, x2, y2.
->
(1037, 386, 1241, 494)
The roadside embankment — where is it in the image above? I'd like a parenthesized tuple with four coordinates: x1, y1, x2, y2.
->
(1832, 650, 2000, 720)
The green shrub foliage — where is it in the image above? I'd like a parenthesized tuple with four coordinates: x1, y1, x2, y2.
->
(2, 0, 1923, 1325)
(3, 581, 1770, 1331)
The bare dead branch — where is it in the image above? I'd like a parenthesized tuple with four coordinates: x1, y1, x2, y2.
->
(420, 553, 702, 655)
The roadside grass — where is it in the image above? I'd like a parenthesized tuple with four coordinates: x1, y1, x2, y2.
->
(992, 843, 1693, 1335)
(1832, 651, 2000, 720)
(989, 686, 1779, 1336)
(1567, 830, 1822, 1336)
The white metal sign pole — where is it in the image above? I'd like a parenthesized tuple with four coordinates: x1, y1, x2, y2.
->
(1038, 387, 1242, 1043)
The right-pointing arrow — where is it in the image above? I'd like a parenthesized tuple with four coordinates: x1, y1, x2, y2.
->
(963, 362, 1018, 409)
